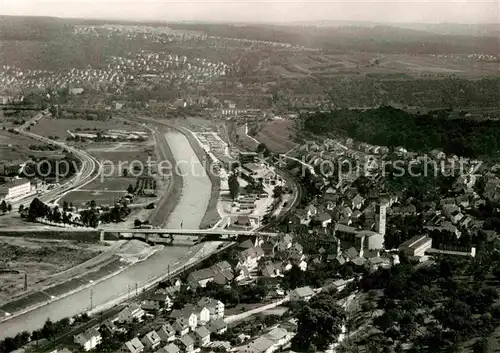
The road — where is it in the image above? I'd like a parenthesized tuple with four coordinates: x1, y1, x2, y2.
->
(0, 241, 224, 340)
(225, 296, 290, 324)
(10, 112, 100, 208)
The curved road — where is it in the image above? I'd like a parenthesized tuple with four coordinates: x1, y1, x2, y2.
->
(11, 112, 100, 208)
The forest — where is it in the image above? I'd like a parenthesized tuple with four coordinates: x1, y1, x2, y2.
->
(302, 106, 500, 158)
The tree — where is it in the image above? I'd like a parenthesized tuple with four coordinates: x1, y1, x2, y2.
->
(62, 211, 71, 224)
(27, 198, 50, 221)
(51, 207, 62, 223)
(284, 264, 306, 290)
(273, 185, 284, 199)
(18, 204, 24, 214)
(7, 203, 12, 213)
(0, 200, 7, 213)
(89, 200, 97, 209)
(228, 173, 240, 201)
(292, 293, 346, 351)
(473, 338, 489, 353)
(127, 184, 135, 194)
(62, 201, 69, 211)
(134, 219, 142, 227)
(256, 143, 270, 158)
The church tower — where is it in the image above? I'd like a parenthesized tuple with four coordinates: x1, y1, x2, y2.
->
(375, 197, 389, 236)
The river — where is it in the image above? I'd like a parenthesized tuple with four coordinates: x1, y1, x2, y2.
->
(163, 131, 212, 229)
(0, 130, 214, 339)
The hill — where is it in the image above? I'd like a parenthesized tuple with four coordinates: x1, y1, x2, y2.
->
(302, 106, 500, 158)
(167, 22, 499, 55)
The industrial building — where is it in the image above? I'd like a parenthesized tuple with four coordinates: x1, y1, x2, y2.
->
(0, 178, 32, 201)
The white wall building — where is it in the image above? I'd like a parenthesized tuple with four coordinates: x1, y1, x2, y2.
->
(0, 178, 31, 201)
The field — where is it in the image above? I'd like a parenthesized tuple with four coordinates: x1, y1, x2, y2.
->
(0, 130, 40, 169)
(255, 119, 297, 154)
(255, 51, 500, 79)
(61, 141, 157, 207)
(0, 237, 102, 303)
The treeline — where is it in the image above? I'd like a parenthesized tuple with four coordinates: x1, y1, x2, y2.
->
(20, 154, 81, 181)
(302, 106, 500, 157)
(0, 16, 69, 41)
(327, 78, 500, 109)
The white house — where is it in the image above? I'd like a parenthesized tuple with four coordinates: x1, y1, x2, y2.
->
(237, 247, 264, 270)
(151, 290, 173, 309)
(289, 286, 315, 302)
(116, 304, 145, 323)
(197, 297, 225, 319)
(265, 327, 293, 348)
(197, 306, 211, 325)
(74, 328, 101, 351)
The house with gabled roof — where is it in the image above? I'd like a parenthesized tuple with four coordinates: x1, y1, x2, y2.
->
(352, 194, 365, 209)
(116, 303, 145, 323)
(120, 337, 144, 353)
(158, 323, 176, 342)
(207, 318, 228, 334)
(237, 246, 264, 270)
(173, 317, 192, 336)
(194, 326, 211, 347)
(74, 327, 101, 351)
(178, 334, 195, 353)
(316, 212, 332, 228)
(197, 297, 224, 319)
(141, 330, 161, 350)
(159, 343, 180, 353)
(289, 286, 315, 302)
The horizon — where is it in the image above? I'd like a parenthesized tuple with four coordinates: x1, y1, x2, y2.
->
(2, 0, 499, 25)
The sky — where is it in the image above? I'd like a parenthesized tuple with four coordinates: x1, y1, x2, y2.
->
(1, 0, 499, 24)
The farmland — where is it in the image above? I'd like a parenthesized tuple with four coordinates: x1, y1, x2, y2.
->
(256, 51, 500, 78)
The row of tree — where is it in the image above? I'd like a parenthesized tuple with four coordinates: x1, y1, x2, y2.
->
(0, 200, 13, 213)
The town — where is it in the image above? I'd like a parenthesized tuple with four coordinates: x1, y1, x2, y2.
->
(0, 7, 500, 353)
